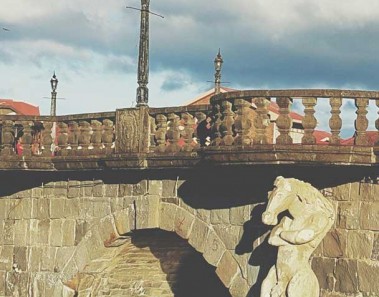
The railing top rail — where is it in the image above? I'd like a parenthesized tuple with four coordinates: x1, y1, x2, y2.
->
(149, 104, 212, 115)
(211, 89, 379, 102)
(0, 111, 116, 122)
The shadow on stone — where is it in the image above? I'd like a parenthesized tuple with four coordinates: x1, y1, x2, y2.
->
(131, 229, 231, 297)
(236, 204, 278, 297)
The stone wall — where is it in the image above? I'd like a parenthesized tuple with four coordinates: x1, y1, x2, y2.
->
(0, 169, 377, 297)
(0, 173, 259, 297)
(312, 181, 379, 297)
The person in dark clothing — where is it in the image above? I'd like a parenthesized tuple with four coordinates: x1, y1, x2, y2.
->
(197, 116, 212, 146)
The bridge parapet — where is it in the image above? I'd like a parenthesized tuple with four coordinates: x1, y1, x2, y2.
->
(0, 89, 377, 170)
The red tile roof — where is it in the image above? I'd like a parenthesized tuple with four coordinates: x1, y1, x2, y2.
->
(313, 130, 332, 144)
(186, 88, 304, 122)
(341, 131, 378, 145)
(0, 99, 40, 115)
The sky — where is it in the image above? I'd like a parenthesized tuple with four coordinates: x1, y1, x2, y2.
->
(0, 0, 378, 135)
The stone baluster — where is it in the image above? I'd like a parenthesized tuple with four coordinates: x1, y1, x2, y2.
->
(68, 121, 80, 155)
(234, 99, 253, 146)
(102, 119, 114, 154)
(41, 121, 53, 157)
(166, 113, 181, 153)
(56, 122, 69, 156)
(354, 98, 369, 145)
(302, 97, 317, 144)
(211, 103, 223, 146)
(276, 97, 293, 144)
(376, 99, 379, 145)
(253, 97, 270, 144)
(194, 112, 206, 148)
(149, 116, 156, 152)
(220, 100, 235, 146)
(91, 120, 103, 154)
(20, 121, 33, 156)
(181, 112, 195, 152)
(155, 114, 167, 153)
(1, 120, 15, 156)
(78, 121, 91, 155)
(329, 97, 342, 145)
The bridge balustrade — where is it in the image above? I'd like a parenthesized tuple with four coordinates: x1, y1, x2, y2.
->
(0, 89, 377, 169)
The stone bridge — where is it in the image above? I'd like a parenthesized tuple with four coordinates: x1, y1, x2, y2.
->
(0, 89, 378, 297)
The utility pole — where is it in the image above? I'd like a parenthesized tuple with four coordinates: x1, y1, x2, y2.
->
(136, 0, 150, 107)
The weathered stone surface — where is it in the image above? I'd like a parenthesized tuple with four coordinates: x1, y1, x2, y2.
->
(33, 198, 50, 220)
(32, 187, 43, 198)
(64, 198, 80, 219)
(62, 220, 76, 246)
(372, 233, 379, 261)
(229, 273, 250, 297)
(347, 230, 374, 259)
(188, 218, 209, 253)
(213, 225, 242, 250)
(338, 201, 360, 229)
(81, 181, 93, 197)
(14, 219, 28, 246)
(159, 202, 177, 232)
(323, 229, 347, 258)
(54, 181, 68, 198)
(41, 247, 57, 271)
(360, 202, 379, 231)
(97, 215, 118, 246)
(135, 196, 160, 229)
(14, 246, 28, 271)
(55, 247, 76, 272)
(38, 219, 50, 245)
(133, 180, 147, 196)
(210, 209, 230, 224)
(0, 246, 13, 270)
(332, 183, 352, 201)
(50, 199, 65, 219)
(174, 207, 195, 239)
(119, 184, 133, 197)
(0, 271, 5, 296)
(148, 180, 162, 195)
(196, 208, 210, 223)
(113, 208, 131, 235)
(50, 219, 63, 247)
(28, 247, 42, 272)
(311, 257, 336, 291)
(93, 180, 104, 197)
(104, 184, 118, 197)
(203, 230, 226, 266)
(230, 205, 250, 226)
(335, 259, 359, 293)
(4, 219, 15, 244)
(215, 251, 239, 288)
(162, 180, 178, 198)
(357, 260, 379, 293)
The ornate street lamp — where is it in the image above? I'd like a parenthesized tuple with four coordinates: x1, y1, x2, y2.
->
(214, 49, 223, 95)
(50, 72, 58, 116)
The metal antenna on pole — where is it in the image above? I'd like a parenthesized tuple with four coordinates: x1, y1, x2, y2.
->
(126, 1, 164, 107)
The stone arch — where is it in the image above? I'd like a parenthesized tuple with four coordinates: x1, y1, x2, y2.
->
(59, 198, 250, 297)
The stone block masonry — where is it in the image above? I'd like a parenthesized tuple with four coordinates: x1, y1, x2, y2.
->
(0, 170, 377, 297)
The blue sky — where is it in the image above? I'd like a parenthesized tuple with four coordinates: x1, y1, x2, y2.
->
(0, 0, 377, 135)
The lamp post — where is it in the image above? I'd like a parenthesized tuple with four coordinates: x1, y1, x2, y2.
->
(136, 0, 150, 107)
(214, 49, 223, 95)
(50, 72, 58, 116)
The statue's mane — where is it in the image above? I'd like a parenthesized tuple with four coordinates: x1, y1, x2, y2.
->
(274, 177, 335, 219)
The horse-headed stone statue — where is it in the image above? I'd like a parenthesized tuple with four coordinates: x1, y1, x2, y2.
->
(261, 177, 335, 297)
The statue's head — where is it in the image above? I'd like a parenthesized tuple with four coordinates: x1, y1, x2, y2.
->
(262, 176, 294, 226)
